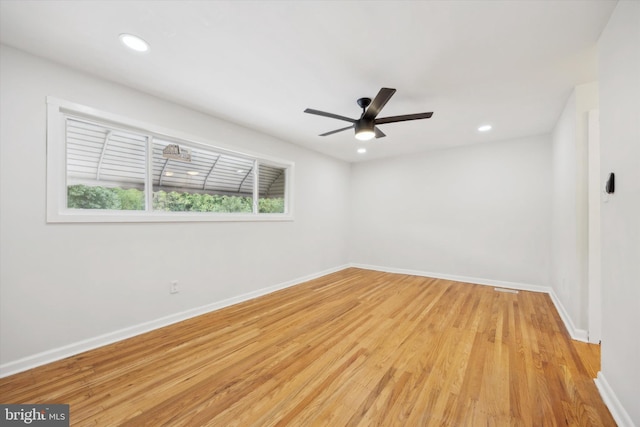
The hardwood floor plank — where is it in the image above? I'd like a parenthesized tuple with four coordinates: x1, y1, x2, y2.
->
(573, 341, 601, 379)
(0, 268, 616, 426)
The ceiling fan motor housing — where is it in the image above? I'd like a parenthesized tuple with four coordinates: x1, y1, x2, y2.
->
(355, 119, 375, 134)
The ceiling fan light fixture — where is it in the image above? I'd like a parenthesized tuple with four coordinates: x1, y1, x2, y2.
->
(355, 130, 375, 141)
(354, 121, 375, 141)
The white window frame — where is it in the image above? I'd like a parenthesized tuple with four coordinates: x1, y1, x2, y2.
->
(46, 97, 294, 223)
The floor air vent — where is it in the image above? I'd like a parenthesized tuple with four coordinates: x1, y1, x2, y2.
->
(494, 287, 519, 294)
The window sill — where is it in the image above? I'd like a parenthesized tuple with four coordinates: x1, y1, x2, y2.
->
(46, 210, 294, 223)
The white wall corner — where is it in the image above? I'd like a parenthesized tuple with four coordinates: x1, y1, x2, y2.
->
(0, 264, 351, 378)
(595, 372, 637, 427)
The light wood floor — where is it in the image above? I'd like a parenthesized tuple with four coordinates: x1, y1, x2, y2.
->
(0, 268, 615, 426)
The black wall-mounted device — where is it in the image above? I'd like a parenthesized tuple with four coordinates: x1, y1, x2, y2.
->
(606, 172, 615, 194)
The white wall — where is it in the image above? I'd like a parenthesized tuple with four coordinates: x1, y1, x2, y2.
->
(597, 2, 640, 425)
(349, 135, 552, 287)
(0, 45, 350, 370)
(551, 82, 598, 335)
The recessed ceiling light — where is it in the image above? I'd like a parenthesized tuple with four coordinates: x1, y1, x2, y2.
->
(164, 171, 174, 177)
(357, 148, 367, 154)
(119, 34, 149, 52)
(236, 169, 244, 173)
(478, 124, 492, 132)
(186, 171, 199, 176)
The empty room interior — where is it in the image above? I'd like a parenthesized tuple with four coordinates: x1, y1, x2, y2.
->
(0, 1, 638, 426)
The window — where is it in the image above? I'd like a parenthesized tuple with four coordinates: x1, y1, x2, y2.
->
(47, 98, 293, 222)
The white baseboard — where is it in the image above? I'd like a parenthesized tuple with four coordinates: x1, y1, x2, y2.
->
(0, 264, 350, 378)
(547, 288, 589, 342)
(350, 263, 588, 342)
(350, 263, 550, 293)
(595, 372, 637, 427)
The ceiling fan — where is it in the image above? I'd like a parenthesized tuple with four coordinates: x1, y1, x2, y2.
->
(304, 87, 433, 141)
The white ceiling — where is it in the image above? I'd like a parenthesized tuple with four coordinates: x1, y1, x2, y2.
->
(0, 0, 616, 162)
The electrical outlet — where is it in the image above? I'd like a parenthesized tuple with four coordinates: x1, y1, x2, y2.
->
(170, 281, 179, 294)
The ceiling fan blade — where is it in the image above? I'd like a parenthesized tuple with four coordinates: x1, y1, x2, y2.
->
(375, 112, 433, 125)
(363, 88, 396, 121)
(304, 108, 356, 123)
(374, 127, 386, 138)
(319, 125, 354, 137)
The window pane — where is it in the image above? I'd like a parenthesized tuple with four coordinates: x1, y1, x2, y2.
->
(258, 164, 286, 213)
(66, 118, 146, 210)
(151, 139, 254, 213)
